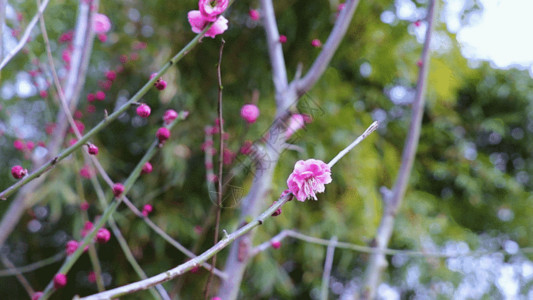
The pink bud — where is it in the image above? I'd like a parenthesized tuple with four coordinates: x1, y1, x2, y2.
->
(240, 104, 260, 124)
(87, 93, 95, 102)
(11, 165, 27, 179)
(142, 162, 153, 174)
(417, 60, 423, 67)
(120, 55, 128, 64)
(74, 110, 83, 119)
(249, 9, 260, 21)
(81, 221, 94, 237)
(271, 201, 282, 217)
(163, 109, 179, 124)
(80, 166, 92, 179)
(156, 127, 170, 143)
(87, 144, 98, 155)
(88, 271, 96, 283)
(87, 105, 96, 113)
(112, 183, 125, 197)
(142, 204, 153, 217)
(240, 140, 253, 155)
(32, 291, 43, 300)
(95, 91, 105, 101)
(69, 120, 85, 134)
(136, 104, 151, 118)
(279, 35, 287, 43)
(80, 202, 90, 210)
(95, 228, 111, 243)
(26, 141, 35, 151)
(212, 297, 222, 300)
(13, 140, 25, 151)
(311, 39, 322, 48)
(65, 240, 79, 255)
(414, 20, 421, 27)
(271, 241, 281, 249)
(155, 79, 167, 90)
(105, 70, 116, 81)
(54, 273, 67, 289)
(68, 138, 78, 146)
(97, 33, 107, 42)
(39, 90, 48, 98)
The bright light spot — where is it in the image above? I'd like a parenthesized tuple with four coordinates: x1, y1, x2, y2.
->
(454, 0, 533, 69)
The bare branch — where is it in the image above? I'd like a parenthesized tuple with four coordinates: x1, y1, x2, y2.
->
(0, 0, 51, 70)
(320, 236, 337, 300)
(361, 1, 438, 299)
(294, 0, 360, 96)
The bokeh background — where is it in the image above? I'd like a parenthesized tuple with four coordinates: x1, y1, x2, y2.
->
(1, 0, 532, 299)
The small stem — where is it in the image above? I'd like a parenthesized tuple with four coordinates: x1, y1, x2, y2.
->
(327, 121, 378, 168)
(320, 236, 337, 300)
(205, 38, 226, 300)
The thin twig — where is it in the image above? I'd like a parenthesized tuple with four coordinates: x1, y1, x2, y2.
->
(0, 252, 65, 276)
(0, 0, 51, 70)
(361, 1, 438, 299)
(328, 121, 378, 168)
(250, 230, 533, 258)
(204, 38, 226, 300)
(320, 236, 337, 300)
(294, 0, 360, 96)
(0, 254, 35, 297)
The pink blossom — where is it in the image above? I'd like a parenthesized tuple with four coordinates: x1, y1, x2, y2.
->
(249, 9, 260, 21)
(93, 13, 111, 34)
(87, 93, 95, 102)
(188, 11, 228, 38)
(199, 0, 229, 22)
(240, 104, 260, 124)
(39, 90, 48, 98)
(279, 35, 287, 43)
(206, 16, 229, 38)
(32, 292, 43, 300)
(65, 240, 79, 255)
(240, 140, 253, 155)
(285, 114, 311, 138)
(286, 159, 332, 202)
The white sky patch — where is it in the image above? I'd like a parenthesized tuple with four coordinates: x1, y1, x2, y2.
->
(453, 0, 533, 70)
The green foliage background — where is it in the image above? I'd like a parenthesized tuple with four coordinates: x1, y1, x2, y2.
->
(0, 0, 532, 299)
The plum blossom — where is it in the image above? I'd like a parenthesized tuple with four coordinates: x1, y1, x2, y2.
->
(93, 13, 111, 34)
(199, 0, 229, 21)
(285, 114, 311, 138)
(287, 159, 332, 202)
(188, 11, 228, 38)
